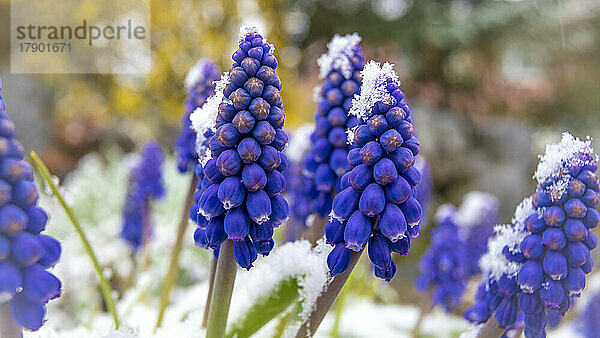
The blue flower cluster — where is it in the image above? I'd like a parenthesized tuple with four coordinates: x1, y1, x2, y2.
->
(121, 141, 165, 250)
(326, 61, 421, 281)
(414, 205, 468, 311)
(192, 28, 289, 269)
(175, 58, 220, 173)
(302, 33, 364, 219)
(414, 155, 431, 227)
(575, 288, 600, 337)
(465, 133, 599, 338)
(0, 82, 62, 330)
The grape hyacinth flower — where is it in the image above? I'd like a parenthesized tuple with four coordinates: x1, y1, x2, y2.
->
(175, 59, 220, 174)
(0, 81, 62, 331)
(465, 133, 599, 338)
(456, 191, 499, 277)
(302, 33, 364, 225)
(121, 141, 165, 250)
(283, 124, 315, 241)
(326, 61, 421, 281)
(190, 26, 288, 269)
(415, 205, 468, 311)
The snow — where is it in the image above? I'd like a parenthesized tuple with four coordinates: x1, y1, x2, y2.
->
(312, 86, 321, 103)
(316, 33, 362, 79)
(286, 123, 315, 164)
(479, 197, 531, 282)
(534, 132, 596, 201)
(184, 59, 213, 91)
(349, 61, 399, 122)
(459, 324, 483, 338)
(435, 203, 457, 224)
(189, 72, 229, 164)
(346, 125, 358, 145)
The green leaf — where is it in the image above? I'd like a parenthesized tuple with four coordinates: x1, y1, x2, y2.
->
(226, 277, 300, 338)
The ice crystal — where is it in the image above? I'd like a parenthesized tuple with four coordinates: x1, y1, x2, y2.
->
(316, 33, 362, 79)
(348, 61, 399, 121)
(286, 123, 315, 164)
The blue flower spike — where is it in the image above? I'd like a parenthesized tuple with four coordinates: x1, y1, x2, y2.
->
(326, 61, 422, 281)
(121, 141, 165, 250)
(300, 33, 364, 229)
(190, 26, 288, 268)
(0, 80, 62, 331)
(465, 133, 599, 338)
(175, 59, 220, 173)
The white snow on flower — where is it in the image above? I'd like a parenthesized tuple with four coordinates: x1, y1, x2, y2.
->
(312, 85, 322, 103)
(456, 191, 499, 239)
(349, 61, 399, 121)
(459, 324, 484, 338)
(184, 59, 212, 91)
(316, 33, 362, 79)
(346, 125, 358, 145)
(479, 197, 531, 282)
(238, 25, 274, 52)
(534, 132, 596, 201)
(286, 123, 315, 164)
(190, 72, 229, 164)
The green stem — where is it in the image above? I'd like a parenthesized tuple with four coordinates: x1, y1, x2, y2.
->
(303, 215, 327, 245)
(476, 316, 506, 338)
(155, 174, 198, 330)
(202, 256, 218, 328)
(0, 302, 22, 338)
(206, 239, 237, 338)
(411, 288, 434, 338)
(30, 151, 120, 329)
(294, 250, 363, 338)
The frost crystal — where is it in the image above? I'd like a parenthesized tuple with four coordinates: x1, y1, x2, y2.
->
(534, 132, 596, 201)
(479, 197, 530, 281)
(286, 123, 315, 164)
(312, 86, 321, 103)
(346, 125, 358, 145)
(316, 33, 362, 79)
(349, 61, 399, 121)
(190, 72, 229, 162)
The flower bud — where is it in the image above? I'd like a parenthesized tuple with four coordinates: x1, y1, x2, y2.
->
(494, 298, 518, 328)
(244, 77, 264, 98)
(194, 227, 208, 248)
(524, 214, 546, 233)
(385, 106, 406, 127)
(568, 179, 586, 197)
(542, 227, 566, 250)
(10, 232, 45, 267)
(265, 170, 286, 196)
(21, 264, 61, 303)
(389, 147, 414, 173)
(198, 184, 225, 220)
(246, 190, 272, 224)
(359, 183, 385, 217)
(543, 250, 568, 280)
(373, 158, 398, 185)
(0, 204, 27, 235)
(271, 129, 288, 151)
(327, 107, 347, 127)
(9, 295, 46, 331)
(347, 148, 362, 167)
(277, 152, 288, 172)
(565, 198, 587, 219)
(582, 189, 600, 209)
(216, 149, 242, 176)
(229, 66, 248, 87)
(331, 187, 361, 221)
(518, 261, 544, 292)
(520, 234, 544, 260)
(263, 85, 282, 107)
(0, 261, 21, 296)
(399, 197, 422, 226)
(234, 237, 258, 270)
(315, 163, 335, 192)
(328, 127, 347, 148)
(379, 129, 402, 153)
(37, 235, 61, 268)
(344, 210, 372, 251)
(258, 145, 281, 171)
(583, 208, 599, 228)
(224, 207, 251, 241)
(218, 176, 245, 209)
(312, 191, 333, 217)
(374, 259, 396, 282)
(326, 88, 343, 106)
(403, 137, 420, 156)
(237, 137, 262, 164)
(0, 159, 32, 182)
(543, 206, 566, 227)
(563, 266, 585, 297)
(217, 123, 240, 148)
(518, 293, 540, 314)
(385, 176, 411, 204)
(401, 166, 420, 187)
(257, 66, 280, 89)
(252, 121, 276, 145)
(367, 115, 388, 136)
(565, 241, 589, 267)
(12, 181, 38, 207)
(269, 195, 289, 225)
(325, 218, 345, 245)
(395, 120, 414, 141)
(205, 216, 227, 249)
(329, 148, 348, 176)
(582, 231, 597, 250)
(564, 219, 587, 242)
(232, 110, 256, 134)
(249, 223, 273, 243)
(267, 106, 284, 129)
(378, 203, 408, 242)
(540, 278, 564, 309)
(360, 141, 383, 166)
(241, 57, 260, 76)
(328, 242, 352, 276)
(352, 125, 373, 147)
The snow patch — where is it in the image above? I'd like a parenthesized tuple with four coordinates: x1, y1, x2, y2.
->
(534, 132, 596, 201)
(456, 191, 499, 237)
(349, 61, 399, 121)
(317, 33, 362, 79)
(184, 59, 213, 91)
(190, 72, 229, 163)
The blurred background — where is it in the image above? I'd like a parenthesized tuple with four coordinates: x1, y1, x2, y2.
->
(1, 0, 600, 314)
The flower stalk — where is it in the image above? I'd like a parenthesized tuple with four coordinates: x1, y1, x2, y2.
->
(303, 215, 327, 245)
(206, 239, 237, 338)
(294, 250, 362, 338)
(30, 151, 120, 329)
(155, 174, 198, 329)
(410, 288, 434, 338)
(477, 316, 505, 338)
(202, 256, 218, 328)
